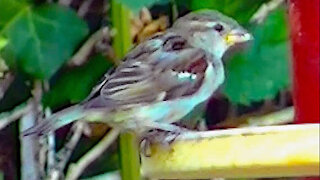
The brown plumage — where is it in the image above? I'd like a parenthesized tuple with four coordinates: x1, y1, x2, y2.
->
(23, 10, 252, 136)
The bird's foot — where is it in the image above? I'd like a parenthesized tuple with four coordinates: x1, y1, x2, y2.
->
(140, 126, 189, 157)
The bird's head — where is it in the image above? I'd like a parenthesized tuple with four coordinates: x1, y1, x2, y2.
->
(172, 10, 252, 59)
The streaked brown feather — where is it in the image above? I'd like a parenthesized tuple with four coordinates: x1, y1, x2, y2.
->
(84, 32, 209, 109)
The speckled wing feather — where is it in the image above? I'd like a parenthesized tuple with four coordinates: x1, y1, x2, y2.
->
(22, 32, 211, 136)
(84, 32, 209, 109)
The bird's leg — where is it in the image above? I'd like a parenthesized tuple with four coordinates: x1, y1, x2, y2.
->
(140, 122, 189, 157)
(176, 117, 208, 131)
(140, 129, 162, 157)
(145, 121, 188, 132)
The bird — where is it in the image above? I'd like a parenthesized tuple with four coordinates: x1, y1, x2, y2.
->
(22, 9, 252, 137)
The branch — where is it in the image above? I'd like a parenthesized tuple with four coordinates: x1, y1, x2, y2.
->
(20, 105, 42, 180)
(67, 27, 114, 67)
(48, 121, 85, 180)
(58, 0, 73, 6)
(65, 128, 120, 180)
(244, 106, 294, 126)
(44, 108, 56, 173)
(250, 0, 285, 24)
(20, 81, 43, 180)
(218, 106, 294, 128)
(0, 101, 31, 130)
(77, 0, 94, 17)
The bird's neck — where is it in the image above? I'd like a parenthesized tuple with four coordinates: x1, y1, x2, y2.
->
(207, 51, 225, 87)
(207, 42, 228, 60)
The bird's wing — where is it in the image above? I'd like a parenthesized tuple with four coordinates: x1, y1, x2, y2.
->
(84, 32, 209, 109)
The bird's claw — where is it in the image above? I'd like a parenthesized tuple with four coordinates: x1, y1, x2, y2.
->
(140, 127, 189, 157)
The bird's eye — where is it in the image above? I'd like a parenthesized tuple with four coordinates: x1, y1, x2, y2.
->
(213, 24, 224, 32)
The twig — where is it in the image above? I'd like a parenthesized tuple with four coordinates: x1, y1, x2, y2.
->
(47, 134, 55, 171)
(77, 0, 94, 17)
(218, 106, 294, 128)
(0, 101, 31, 130)
(58, 0, 73, 6)
(67, 27, 112, 67)
(0, 72, 14, 100)
(49, 121, 85, 180)
(40, 80, 56, 175)
(39, 117, 47, 177)
(20, 104, 41, 180)
(38, 137, 47, 178)
(45, 108, 56, 173)
(20, 81, 43, 180)
(244, 106, 294, 127)
(65, 128, 120, 180)
(36, 82, 49, 176)
(250, 0, 285, 24)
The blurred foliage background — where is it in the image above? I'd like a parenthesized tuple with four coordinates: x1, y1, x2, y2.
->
(0, 0, 291, 179)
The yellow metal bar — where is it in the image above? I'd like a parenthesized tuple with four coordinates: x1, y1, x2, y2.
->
(141, 124, 319, 179)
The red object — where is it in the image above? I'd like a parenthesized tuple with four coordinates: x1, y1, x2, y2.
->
(288, 0, 320, 123)
(301, 178, 320, 180)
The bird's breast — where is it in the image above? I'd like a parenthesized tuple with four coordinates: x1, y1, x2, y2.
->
(135, 63, 223, 124)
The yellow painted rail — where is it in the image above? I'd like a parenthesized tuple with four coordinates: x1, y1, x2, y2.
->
(141, 124, 319, 179)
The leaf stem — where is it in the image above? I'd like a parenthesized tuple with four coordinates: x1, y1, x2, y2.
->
(111, 1, 140, 180)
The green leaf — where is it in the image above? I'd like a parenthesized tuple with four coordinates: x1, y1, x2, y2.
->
(0, 36, 7, 50)
(0, 0, 28, 30)
(0, 2, 88, 79)
(190, 0, 267, 24)
(116, 0, 169, 12)
(43, 55, 113, 108)
(223, 8, 291, 105)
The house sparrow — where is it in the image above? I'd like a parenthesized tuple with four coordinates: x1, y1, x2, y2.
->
(23, 10, 252, 136)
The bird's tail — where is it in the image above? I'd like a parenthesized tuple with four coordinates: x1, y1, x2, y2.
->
(22, 105, 85, 136)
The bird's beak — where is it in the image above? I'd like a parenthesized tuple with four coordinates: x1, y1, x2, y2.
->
(224, 29, 253, 46)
